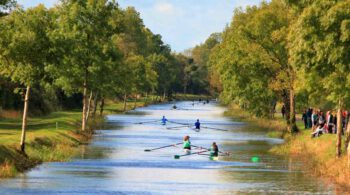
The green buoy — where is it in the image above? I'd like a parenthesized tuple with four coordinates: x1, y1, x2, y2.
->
(251, 156, 260, 163)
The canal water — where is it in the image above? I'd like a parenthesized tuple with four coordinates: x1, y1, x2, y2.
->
(0, 101, 338, 194)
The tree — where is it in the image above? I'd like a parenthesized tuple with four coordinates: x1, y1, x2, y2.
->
(190, 33, 221, 94)
(0, 0, 16, 17)
(289, 0, 350, 157)
(209, 1, 298, 127)
(48, 0, 118, 132)
(0, 5, 52, 153)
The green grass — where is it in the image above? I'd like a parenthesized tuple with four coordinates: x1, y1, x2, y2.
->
(0, 110, 87, 177)
(104, 98, 150, 114)
(0, 111, 82, 145)
(0, 96, 162, 178)
(173, 93, 212, 101)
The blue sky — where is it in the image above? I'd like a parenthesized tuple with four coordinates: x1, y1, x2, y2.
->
(18, 0, 264, 52)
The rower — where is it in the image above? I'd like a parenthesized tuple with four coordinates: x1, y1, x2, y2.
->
(183, 135, 191, 154)
(172, 104, 177, 109)
(195, 119, 200, 131)
(209, 142, 219, 157)
(161, 116, 168, 125)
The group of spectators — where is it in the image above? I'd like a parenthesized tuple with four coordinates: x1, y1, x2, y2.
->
(300, 108, 350, 138)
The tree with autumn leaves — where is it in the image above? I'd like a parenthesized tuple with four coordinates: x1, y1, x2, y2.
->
(208, 0, 350, 163)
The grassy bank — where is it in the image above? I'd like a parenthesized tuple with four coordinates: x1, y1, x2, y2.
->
(225, 104, 350, 188)
(173, 93, 212, 101)
(224, 104, 288, 138)
(104, 98, 152, 114)
(0, 110, 87, 177)
(0, 97, 157, 178)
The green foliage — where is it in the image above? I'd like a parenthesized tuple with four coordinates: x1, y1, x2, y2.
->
(289, 0, 350, 107)
(209, 1, 292, 117)
(0, 0, 15, 17)
(0, 5, 52, 87)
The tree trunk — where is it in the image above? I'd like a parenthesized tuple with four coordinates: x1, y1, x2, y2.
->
(123, 93, 127, 111)
(282, 89, 291, 130)
(345, 119, 350, 168)
(289, 89, 298, 133)
(99, 97, 104, 116)
(82, 72, 88, 132)
(348, 142, 350, 168)
(336, 99, 343, 158)
(162, 90, 166, 102)
(92, 91, 99, 118)
(145, 92, 148, 104)
(85, 91, 93, 125)
(133, 95, 137, 109)
(345, 119, 350, 151)
(20, 86, 30, 153)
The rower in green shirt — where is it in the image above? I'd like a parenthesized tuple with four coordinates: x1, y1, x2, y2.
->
(183, 135, 191, 150)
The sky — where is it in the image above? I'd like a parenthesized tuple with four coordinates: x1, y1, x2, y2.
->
(17, 0, 264, 52)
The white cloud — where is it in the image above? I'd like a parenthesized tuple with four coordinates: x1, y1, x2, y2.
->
(154, 2, 175, 15)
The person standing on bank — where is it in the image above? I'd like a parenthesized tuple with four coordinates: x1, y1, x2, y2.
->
(302, 110, 308, 129)
(281, 105, 286, 119)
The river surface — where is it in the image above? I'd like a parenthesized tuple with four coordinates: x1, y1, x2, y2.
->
(0, 101, 340, 194)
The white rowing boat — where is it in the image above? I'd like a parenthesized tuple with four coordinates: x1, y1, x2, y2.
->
(184, 149, 191, 155)
(209, 156, 219, 161)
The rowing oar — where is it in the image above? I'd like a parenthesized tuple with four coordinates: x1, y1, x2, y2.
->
(191, 145, 230, 155)
(174, 150, 208, 159)
(201, 126, 229, 132)
(168, 120, 189, 126)
(144, 142, 182, 152)
(166, 125, 189, 130)
(134, 120, 159, 124)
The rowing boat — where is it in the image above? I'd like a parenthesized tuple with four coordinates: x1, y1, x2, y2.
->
(209, 156, 219, 161)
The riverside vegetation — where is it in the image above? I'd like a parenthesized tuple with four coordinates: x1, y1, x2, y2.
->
(199, 0, 350, 188)
(225, 104, 350, 188)
(0, 0, 211, 177)
(0, 97, 155, 177)
(1, 0, 350, 189)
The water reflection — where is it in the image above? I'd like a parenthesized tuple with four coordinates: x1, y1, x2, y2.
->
(0, 101, 341, 194)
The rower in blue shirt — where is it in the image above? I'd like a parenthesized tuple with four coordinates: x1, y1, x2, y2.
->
(161, 116, 168, 125)
(195, 119, 200, 131)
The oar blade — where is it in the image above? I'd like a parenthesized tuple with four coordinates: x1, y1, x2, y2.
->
(174, 155, 180, 159)
(144, 149, 151, 152)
